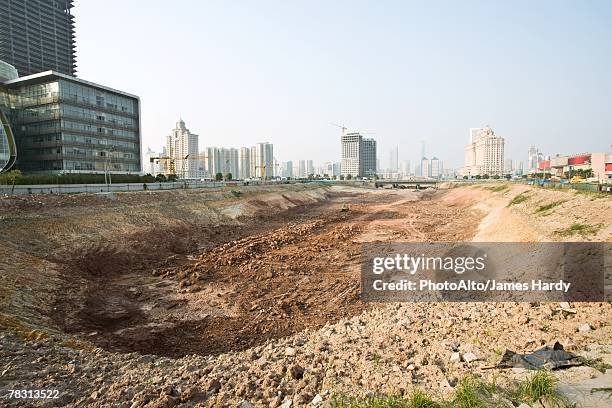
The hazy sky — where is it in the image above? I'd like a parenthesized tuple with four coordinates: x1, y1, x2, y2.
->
(74, 0, 612, 168)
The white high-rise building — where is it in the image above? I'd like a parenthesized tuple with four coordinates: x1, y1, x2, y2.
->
(341, 132, 377, 178)
(430, 157, 442, 179)
(389, 145, 399, 172)
(281, 161, 293, 178)
(239, 147, 251, 179)
(298, 160, 306, 178)
(217, 148, 239, 179)
(166, 119, 199, 178)
(527, 146, 543, 172)
(306, 160, 314, 176)
(504, 158, 513, 173)
(462, 126, 505, 177)
(400, 160, 411, 177)
(421, 157, 430, 178)
(250, 142, 274, 179)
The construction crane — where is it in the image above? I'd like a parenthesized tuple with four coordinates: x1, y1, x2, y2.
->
(149, 156, 176, 175)
(330, 122, 348, 135)
(254, 165, 267, 180)
(150, 154, 209, 179)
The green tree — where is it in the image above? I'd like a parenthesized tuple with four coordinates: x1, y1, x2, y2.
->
(475, 175, 481, 179)
(346, 174, 352, 180)
(224, 173, 232, 181)
(215, 172, 223, 181)
(155, 173, 167, 182)
(463, 175, 468, 179)
(482, 174, 490, 179)
(167, 174, 178, 182)
(0, 170, 23, 193)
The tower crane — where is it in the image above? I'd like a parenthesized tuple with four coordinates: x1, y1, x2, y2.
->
(330, 122, 348, 135)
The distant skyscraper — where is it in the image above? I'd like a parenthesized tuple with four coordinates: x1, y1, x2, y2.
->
(504, 158, 513, 173)
(341, 132, 377, 177)
(421, 157, 430, 178)
(0, 0, 77, 76)
(389, 145, 399, 172)
(527, 146, 543, 172)
(281, 161, 293, 178)
(250, 142, 273, 179)
(306, 160, 314, 176)
(462, 126, 505, 177)
(298, 160, 306, 178)
(430, 157, 441, 179)
(239, 147, 251, 179)
(362, 138, 377, 177)
(400, 160, 411, 177)
(166, 119, 199, 178)
(218, 147, 238, 178)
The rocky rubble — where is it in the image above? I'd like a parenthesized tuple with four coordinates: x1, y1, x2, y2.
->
(1, 301, 610, 407)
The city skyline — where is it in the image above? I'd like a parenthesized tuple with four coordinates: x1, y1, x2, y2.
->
(73, 1, 612, 168)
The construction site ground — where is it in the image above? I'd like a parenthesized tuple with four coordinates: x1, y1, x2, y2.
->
(0, 182, 610, 407)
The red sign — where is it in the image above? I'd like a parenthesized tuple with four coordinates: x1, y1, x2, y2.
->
(568, 154, 590, 165)
(537, 160, 550, 170)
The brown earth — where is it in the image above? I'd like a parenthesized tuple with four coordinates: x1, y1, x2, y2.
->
(0, 182, 610, 407)
(47, 186, 484, 358)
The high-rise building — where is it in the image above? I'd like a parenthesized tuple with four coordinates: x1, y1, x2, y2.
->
(504, 158, 513, 173)
(0, 0, 77, 77)
(166, 119, 198, 178)
(527, 146, 543, 172)
(400, 160, 411, 177)
(217, 147, 238, 178)
(238, 147, 251, 179)
(389, 145, 398, 172)
(306, 160, 314, 176)
(2, 70, 141, 173)
(323, 161, 340, 178)
(281, 160, 293, 178)
(250, 142, 273, 179)
(361, 138, 377, 177)
(462, 126, 505, 177)
(430, 157, 442, 179)
(340, 132, 377, 178)
(421, 157, 430, 178)
(202, 146, 219, 177)
(298, 160, 306, 178)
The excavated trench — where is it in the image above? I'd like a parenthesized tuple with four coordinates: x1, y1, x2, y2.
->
(50, 188, 484, 358)
(50, 192, 377, 357)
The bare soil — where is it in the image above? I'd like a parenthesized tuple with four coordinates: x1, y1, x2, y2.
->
(48, 186, 484, 358)
(0, 183, 610, 407)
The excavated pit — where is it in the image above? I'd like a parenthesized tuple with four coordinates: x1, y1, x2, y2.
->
(45, 186, 484, 358)
(50, 191, 373, 357)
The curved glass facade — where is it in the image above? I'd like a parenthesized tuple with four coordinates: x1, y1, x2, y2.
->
(0, 109, 17, 172)
(0, 60, 18, 82)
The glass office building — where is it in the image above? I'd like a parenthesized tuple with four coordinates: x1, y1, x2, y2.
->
(0, 0, 76, 77)
(0, 61, 18, 172)
(2, 71, 141, 174)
